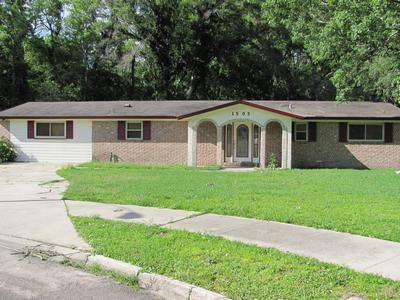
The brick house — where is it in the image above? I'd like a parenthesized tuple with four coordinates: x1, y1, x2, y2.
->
(0, 100, 399, 169)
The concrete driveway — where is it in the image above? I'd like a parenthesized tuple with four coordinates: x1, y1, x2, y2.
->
(0, 163, 89, 250)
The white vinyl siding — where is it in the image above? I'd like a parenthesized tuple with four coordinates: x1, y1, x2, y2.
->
(10, 119, 92, 163)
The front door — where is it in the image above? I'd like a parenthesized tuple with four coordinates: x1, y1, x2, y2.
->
(234, 122, 251, 162)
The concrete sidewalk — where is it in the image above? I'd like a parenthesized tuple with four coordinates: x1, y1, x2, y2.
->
(0, 163, 89, 250)
(67, 200, 400, 281)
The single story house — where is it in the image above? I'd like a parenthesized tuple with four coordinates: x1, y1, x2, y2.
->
(0, 100, 399, 169)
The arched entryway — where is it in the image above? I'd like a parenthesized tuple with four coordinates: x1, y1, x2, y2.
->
(187, 117, 291, 169)
(222, 121, 261, 166)
(196, 121, 217, 165)
(266, 121, 282, 167)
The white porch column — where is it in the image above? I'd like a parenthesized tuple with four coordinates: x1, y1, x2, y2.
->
(281, 128, 288, 169)
(216, 125, 223, 165)
(187, 123, 197, 167)
(259, 125, 266, 168)
(287, 121, 292, 169)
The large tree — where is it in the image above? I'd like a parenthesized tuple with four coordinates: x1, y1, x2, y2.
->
(0, 0, 34, 109)
(263, 0, 400, 104)
(0, 0, 397, 109)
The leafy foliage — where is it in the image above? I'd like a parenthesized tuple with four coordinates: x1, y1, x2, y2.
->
(0, 0, 398, 110)
(263, 0, 400, 104)
(0, 137, 16, 162)
(267, 153, 278, 169)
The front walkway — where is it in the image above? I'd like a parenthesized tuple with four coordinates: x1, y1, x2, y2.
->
(0, 163, 89, 250)
(67, 200, 400, 281)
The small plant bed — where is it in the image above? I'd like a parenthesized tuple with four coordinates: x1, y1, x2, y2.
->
(72, 217, 400, 300)
(58, 162, 400, 242)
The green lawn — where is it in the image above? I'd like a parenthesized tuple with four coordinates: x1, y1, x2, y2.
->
(58, 162, 400, 242)
(72, 216, 400, 300)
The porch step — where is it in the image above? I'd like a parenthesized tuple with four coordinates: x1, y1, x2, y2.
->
(223, 162, 257, 168)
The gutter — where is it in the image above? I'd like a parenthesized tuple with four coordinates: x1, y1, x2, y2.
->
(0, 116, 178, 120)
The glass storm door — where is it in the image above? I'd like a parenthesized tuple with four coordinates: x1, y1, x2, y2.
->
(235, 123, 250, 161)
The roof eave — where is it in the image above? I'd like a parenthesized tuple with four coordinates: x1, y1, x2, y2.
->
(0, 115, 178, 120)
(303, 116, 400, 120)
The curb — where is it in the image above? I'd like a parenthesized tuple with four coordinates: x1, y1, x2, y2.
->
(87, 255, 229, 300)
(87, 255, 141, 277)
(29, 244, 229, 300)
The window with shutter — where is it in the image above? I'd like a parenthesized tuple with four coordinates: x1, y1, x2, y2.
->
(35, 122, 65, 138)
(126, 122, 143, 140)
(295, 123, 308, 141)
(348, 123, 384, 142)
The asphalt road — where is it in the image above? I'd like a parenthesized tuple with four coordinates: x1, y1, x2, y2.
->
(0, 238, 157, 300)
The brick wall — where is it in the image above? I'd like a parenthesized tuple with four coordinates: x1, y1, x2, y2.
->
(0, 121, 10, 139)
(292, 122, 400, 169)
(266, 122, 282, 167)
(196, 121, 217, 166)
(92, 121, 188, 164)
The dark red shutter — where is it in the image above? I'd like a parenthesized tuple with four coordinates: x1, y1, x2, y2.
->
(292, 122, 295, 141)
(143, 121, 151, 140)
(66, 121, 73, 139)
(384, 123, 393, 143)
(118, 121, 126, 140)
(27, 121, 34, 139)
(338, 122, 348, 142)
(222, 126, 226, 151)
(308, 122, 317, 142)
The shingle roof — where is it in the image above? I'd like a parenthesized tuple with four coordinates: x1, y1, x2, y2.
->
(250, 101, 400, 119)
(0, 100, 399, 120)
(0, 101, 228, 119)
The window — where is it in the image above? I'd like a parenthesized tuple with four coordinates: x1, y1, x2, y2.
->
(295, 123, 308, 141)
(236, 124, 249, 158)
(126, 122, 142, 139)
(253, 125, 260, 158)
(35, 122, 65, 138)
(348, 124, 383, 141)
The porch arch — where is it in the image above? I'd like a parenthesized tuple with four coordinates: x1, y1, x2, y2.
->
(220, 118, 263, 128)
(196, 120, 217, 166)
(193, 118, 218, 130)
(265, 119, 287, 131)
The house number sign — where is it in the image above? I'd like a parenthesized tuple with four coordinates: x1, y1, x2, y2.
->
(232, 111, 250, 116)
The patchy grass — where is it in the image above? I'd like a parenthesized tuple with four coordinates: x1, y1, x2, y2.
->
(72, 216, 400, 300)
(82, 263, 139, 290)
(58, 162, 400, 242)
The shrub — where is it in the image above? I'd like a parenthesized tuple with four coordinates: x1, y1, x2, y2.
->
(0, 137, 17, 163)
(267, 153, 278, 169)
